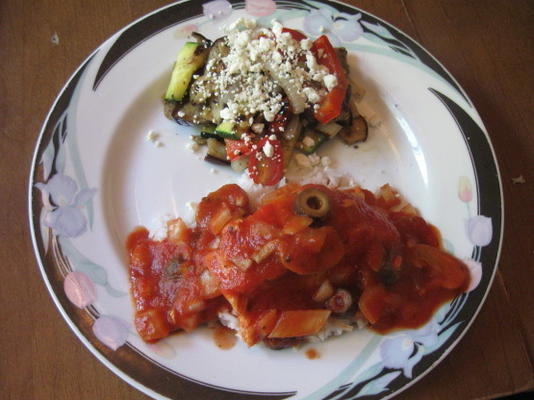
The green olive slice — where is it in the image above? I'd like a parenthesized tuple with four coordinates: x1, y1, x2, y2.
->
(295, 188, 331, 219)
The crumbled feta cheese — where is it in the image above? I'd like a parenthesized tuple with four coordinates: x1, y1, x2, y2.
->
(146, 130, 164, 147)
(177, 111, 185, 118)
(367, 114, 382, 128)
(264, 110, 276, 122)
(193, 19, 332, 124)
(271, 19, 283, 36)
(227, 17, 256, 31)
(268, 134, 277, 141)
(303, 87, 321, 103)
(324, 74, 338, 91)
(300, 39, 312, 50)
(146, 130, 159, 142)
(186, 141, 200, 152)
(220, 107, 234, 120)
(263, 140, 274, 157)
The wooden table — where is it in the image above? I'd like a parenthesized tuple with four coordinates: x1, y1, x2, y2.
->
(1, 0, 533, 398)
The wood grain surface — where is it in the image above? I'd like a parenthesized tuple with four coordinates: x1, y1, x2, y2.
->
(1, 0, 532, 399)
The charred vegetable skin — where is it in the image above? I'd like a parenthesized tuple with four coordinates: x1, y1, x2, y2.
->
(164, 33, 211, 102)
(163, 27, 368, 185)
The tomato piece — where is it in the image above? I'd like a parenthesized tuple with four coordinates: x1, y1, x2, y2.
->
(282, 27, 307, 41)
(225, 138, 254, 161)
(311, 35, 348, 124)
(248, 137, 284, 186)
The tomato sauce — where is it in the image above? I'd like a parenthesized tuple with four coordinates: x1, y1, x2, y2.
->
(126, 183, 470, 346)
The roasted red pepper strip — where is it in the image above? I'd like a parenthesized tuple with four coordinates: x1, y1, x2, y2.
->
(282, 27, 307, 41)
(311, 35, 348, 124)
(225, 138, 254, 161)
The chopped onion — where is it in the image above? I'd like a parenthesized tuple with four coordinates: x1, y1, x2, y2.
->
(208, 204, 232, 235)
(313, 280, 334, 302)
(230, 256, 253, 271)
(231, 156, 249, 172)
(186, 299, 206, 313)
(252, 240, 278, 263)
(200, 270, 220, 297)
(166, 218, 188, 243)
(316, 122, 343, 137)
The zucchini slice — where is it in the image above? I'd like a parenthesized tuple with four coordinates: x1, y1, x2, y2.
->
(214, 121, 240, 140)
(165, 42, 210, 102)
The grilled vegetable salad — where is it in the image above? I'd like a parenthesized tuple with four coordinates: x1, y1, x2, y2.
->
(164, 19, 367, 185)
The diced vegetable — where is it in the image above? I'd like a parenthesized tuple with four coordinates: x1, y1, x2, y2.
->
(215, 120, 240, 139)
(311, 35, 348, 124)
(313, 280, 334, 302)
(340, 115, 368, 144)
(134, 309, 170, 342)
(225, 138, 254, 161)
(208, 203, 233, 235)
(206, 138, 230, 164)
(231, 156, 249, 172)
(315, 122, 343, 137)
(268, 310, 331, 338)
(282, 215, 313, 235)
(297, 129, 327, 154)
(165, 42, 210, 101)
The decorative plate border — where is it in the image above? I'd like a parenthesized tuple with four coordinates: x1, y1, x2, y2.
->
(28, 1, 503, 399)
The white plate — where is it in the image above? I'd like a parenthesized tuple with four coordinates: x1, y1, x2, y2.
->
(29, 1, 503, 399)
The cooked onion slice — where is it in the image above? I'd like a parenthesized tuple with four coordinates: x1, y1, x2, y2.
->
(268, 310, 331, 338)
(316, 122, 343, 137)
(266, 63, 307, 114)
